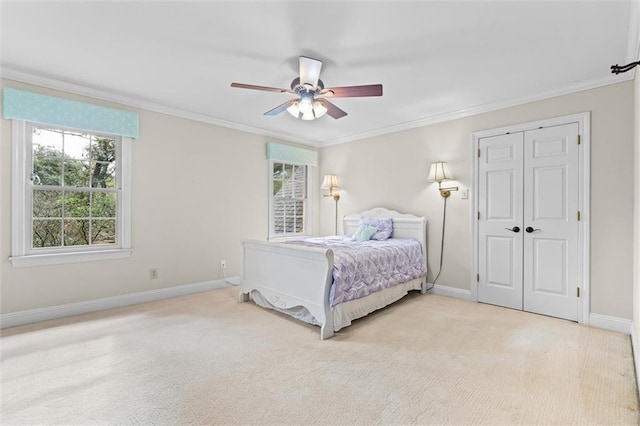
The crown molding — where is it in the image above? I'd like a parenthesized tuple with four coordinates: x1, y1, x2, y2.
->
(0, 66, 321, 148)
(1, 66, 631, 150)
(318, 73, 633, 147)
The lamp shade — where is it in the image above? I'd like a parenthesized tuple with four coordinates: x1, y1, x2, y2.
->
(312, 100, 328, 118)
(301, 111, 315, 120)
(287, 102, 300, 118)
(428, 161, 453, 183)
(321, 174, 340, 190)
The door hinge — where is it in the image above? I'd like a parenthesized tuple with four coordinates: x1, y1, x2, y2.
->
(478, 148, 480, 158)
(577, 287, 580, 297)
(477, 273, 480, 282)
(577, 134, 581, 145)
(477, 211, 480, 220)
(577, 211, 581, 221)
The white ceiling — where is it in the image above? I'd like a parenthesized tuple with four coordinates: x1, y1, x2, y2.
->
(1, 1, 637, 147)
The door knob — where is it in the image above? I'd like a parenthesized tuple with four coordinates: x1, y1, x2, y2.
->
(505, 226, 520, 233)
(525, 227, 541, 233)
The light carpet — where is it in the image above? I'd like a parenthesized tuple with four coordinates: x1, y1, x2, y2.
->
(1, 286, 638, 425)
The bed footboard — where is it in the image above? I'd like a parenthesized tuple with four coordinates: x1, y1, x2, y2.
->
(240, 240, 336, 339)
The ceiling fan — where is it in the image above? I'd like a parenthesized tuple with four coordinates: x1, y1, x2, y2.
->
(230, 56, 383, 120)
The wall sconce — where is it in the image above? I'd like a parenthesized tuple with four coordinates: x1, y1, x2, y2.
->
(321, 174, 340, 201)
(321, 174, 341, 235)
(428, 161, 458, 198)
(427, 161, 458, 288)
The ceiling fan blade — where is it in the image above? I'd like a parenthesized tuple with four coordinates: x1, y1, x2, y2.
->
(264, 99, 297, 116)
(231, 83, 292, 93)
(319, 99, 348, 119)
(299, 56, 323, 88)
(321, 84, 383, 98)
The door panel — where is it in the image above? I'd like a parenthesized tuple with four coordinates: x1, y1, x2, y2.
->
(478, 133, 523, 310)
(487, 143, 515, 162)
(523, 123, 579, 321)
(532, 238, 567, 295)
(532, 133, 568, 158)
(487, 170, 516, 220)
(533, 165, 567, 220)
(486, 236, 515, 288)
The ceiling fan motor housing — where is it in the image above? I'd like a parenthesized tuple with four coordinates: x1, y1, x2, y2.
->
(290, 77, 324, 94)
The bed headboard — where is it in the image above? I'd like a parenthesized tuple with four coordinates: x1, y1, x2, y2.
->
(343, 207, 427, 258)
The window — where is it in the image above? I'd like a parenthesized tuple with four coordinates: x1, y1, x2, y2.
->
(269, 161, 310, 238)
(265, 142, 317, 239)
(10, 121, 132, 267)
(31, 125, 119, 248)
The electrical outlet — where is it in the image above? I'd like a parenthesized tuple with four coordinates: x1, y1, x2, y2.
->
(150, 268, 158, 280)
(220, 260, 226, 269)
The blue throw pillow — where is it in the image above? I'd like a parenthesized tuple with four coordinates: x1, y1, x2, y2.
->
(352, 225, 378, 241)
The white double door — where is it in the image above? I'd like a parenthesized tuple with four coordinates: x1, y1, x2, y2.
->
(477, 123, 579, 321)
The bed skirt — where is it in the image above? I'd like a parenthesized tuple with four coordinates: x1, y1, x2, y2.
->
(250, 276, 424, 332)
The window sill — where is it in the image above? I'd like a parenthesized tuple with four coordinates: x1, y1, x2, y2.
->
(10, 248, 132, 268)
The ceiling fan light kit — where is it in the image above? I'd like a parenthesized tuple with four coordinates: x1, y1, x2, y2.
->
(287, 98, 328, 120)
(231, 56, 383, 121)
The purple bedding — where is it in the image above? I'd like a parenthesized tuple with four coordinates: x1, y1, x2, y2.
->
(286, 236, 427, 306)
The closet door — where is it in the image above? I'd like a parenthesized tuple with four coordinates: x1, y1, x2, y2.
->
(522, 123, 579, 321)
(477, 132, 524, 310)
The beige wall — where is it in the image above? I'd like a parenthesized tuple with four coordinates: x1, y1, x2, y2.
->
(319, 82, 635, 319)
(0, 79, 318, 314)
(1, 78, 635, 321)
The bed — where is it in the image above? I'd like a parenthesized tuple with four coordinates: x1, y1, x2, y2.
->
(239, 207, 428, 339)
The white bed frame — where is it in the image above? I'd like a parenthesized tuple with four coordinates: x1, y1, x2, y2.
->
(239, 207, 427, 339)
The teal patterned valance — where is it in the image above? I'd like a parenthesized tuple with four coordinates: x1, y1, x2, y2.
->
(3, 87, 139, 138)
(266, 142, 317, 167)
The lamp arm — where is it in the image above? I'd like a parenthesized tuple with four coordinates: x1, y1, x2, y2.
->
(322, 185, 341, 201)
(438, 185, 458, 198)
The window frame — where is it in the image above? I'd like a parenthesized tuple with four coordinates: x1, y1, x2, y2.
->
(268, 160, 312, 240)
(10, 120, 132, 267)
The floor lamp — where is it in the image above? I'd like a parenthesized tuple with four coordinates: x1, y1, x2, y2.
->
(428, 161, 458, 286)
(321, 174, 340, 235)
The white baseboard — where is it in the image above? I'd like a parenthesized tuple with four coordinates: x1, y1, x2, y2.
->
(225, 276, 240, 286)
(631, 322, 640, 392)
(430, 284, 473, 301)
(0, 276, 240, 329)
(589, 313, 632, 335)
(428, 290, 634, 336)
